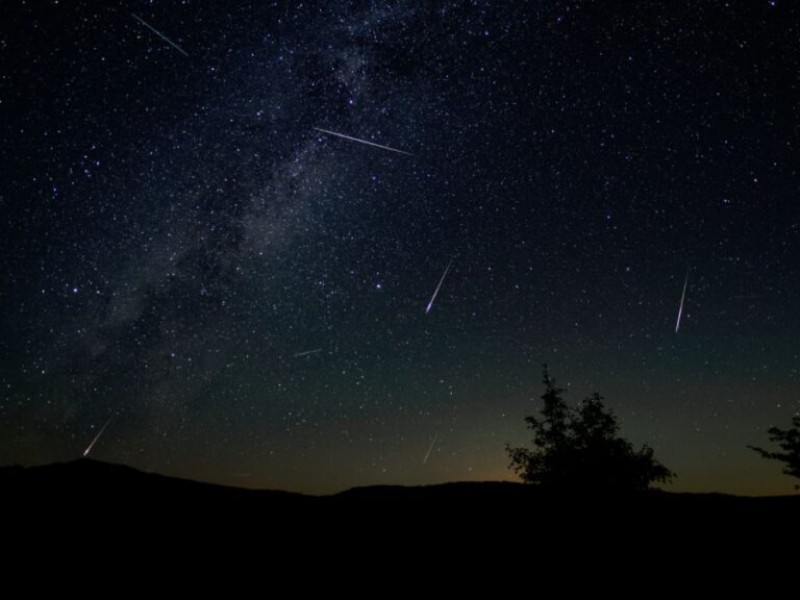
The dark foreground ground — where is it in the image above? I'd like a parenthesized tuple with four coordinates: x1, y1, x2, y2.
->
(4, 459, 797, 570)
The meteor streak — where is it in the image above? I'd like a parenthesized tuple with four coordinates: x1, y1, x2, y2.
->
(313, 127, 413, 156)
(422, 434, 438, 465)
(83, 416, 114, 458)
(675, 269, 689, 333)
(294, 348, 323, 358)
(425, 258, 454, 314)
(132, 13, 189, 57)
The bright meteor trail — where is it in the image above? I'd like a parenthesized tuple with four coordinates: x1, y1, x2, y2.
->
(675, 268, 689, 333)
(313, 127, 413, 156)
(293, 348, 323, 358)
(422, 434, 438, 465)
(131, 13, 189, 57)
(83, 416, 114, 458)
(425, 257, 454, 314)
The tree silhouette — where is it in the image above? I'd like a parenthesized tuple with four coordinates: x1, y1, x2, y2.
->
(748, 415, 800, 488)
(507, 365, 674, 492)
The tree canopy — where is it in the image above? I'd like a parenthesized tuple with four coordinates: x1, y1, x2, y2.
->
(749, 415, 800, 488)
(507, 366, 674, 492)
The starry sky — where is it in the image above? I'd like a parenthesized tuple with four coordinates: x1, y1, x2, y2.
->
(2, 1, 799, 495)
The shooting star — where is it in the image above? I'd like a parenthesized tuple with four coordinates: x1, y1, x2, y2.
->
(422, 434, 438, 465)
(83, 416, 114, 458)
(675, 268, 689, 333)
(294, 348, 323, 358)
(313, 127, 413, 156)
(131, 13, 189, 57)
(425, 257, 454, 314)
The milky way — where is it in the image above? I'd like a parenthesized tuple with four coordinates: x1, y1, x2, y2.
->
(2, 2, 799, 494)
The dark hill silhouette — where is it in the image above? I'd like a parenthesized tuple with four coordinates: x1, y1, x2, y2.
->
(6, 459, 798, 508)
(3, 457, 312, 505)
(4, 459, 798, 562)
(5, 459, 797, 517)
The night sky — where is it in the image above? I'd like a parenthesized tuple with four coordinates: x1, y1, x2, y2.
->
(2, 1, 799, 495)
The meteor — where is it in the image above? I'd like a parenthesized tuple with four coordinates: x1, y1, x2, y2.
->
(422, 434, 438, 465)
(313, 127, 413, 156)
(132, 13, 189, 57)
(294, 348, 323, 358)
(83, 416, 114, 458)
(425, 257, 454, 314)
(675, 268, 689, 333)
